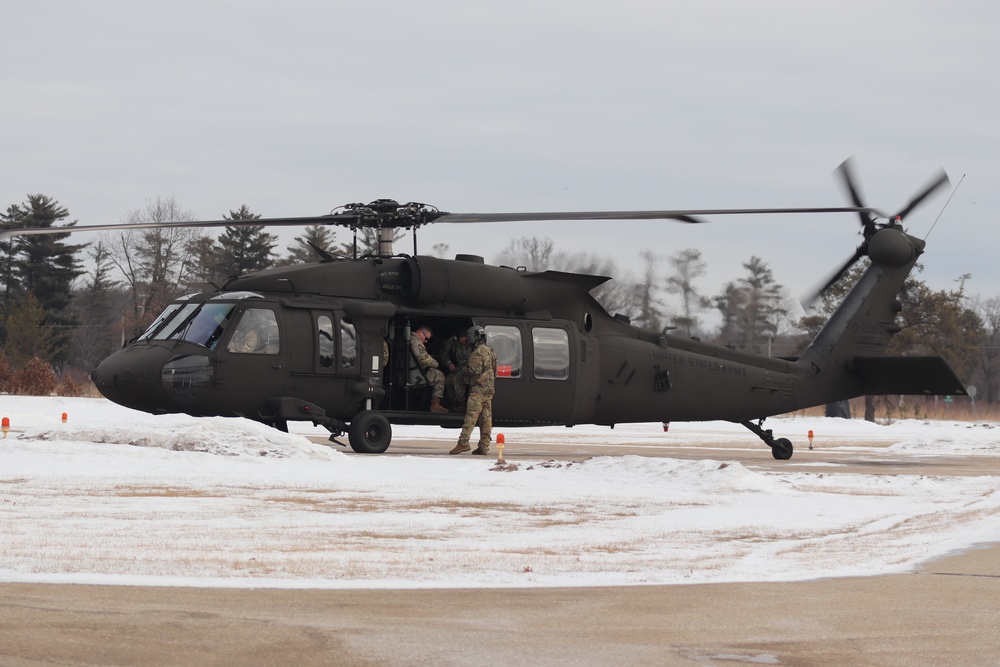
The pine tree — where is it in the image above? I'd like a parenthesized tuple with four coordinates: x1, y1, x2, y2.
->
(975, 296, 1000, 404)
(714, 256, 788, 354)
(665, 248, 710, 338)
(631, 250, 665, 331)
(282, 224, 340, 265)
(2, 293, 58, 367)
(69, 241, 125, 370)
(0, 204, 20, 310)
(182, 234, 224, 289)
(217, 205, 277, 278)
(0, 195, 85, 364)
(887, 275, 983, 382)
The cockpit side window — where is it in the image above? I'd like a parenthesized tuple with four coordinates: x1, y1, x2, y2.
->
(175, 303, 235, 348)
(227, 308, 280, 355)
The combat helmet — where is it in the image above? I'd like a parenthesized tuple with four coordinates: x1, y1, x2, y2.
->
(466, 325, 487, 343)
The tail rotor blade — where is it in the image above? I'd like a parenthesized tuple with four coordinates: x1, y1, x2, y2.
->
(805, 245, 866, 306)
(892, 169, 950, 221)
(835, 158, 877, 234)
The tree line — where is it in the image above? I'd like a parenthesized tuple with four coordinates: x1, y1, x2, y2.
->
(1, 194, 997, 410)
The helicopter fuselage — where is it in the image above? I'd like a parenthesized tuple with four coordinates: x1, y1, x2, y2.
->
(92, 255, 822, 431)
(91, 228, 966, 459)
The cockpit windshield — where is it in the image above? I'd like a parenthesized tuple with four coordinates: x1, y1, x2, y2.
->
(153, 302, 236, 349)
(142, 292, 267, 347)
(137, 303, 183, 341)
(149, 303, 199, 341)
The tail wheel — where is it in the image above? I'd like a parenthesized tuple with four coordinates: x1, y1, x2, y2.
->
(348, 410, 392, 454)
(771, 437, 793, 460)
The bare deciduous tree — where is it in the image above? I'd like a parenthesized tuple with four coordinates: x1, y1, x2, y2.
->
(108, 197, 198, 338)
(495, 236, 555, 271)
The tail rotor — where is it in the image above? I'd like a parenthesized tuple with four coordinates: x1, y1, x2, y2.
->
(805, 159, 949, 305)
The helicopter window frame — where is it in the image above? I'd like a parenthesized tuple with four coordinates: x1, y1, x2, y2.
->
(484, 325, 522, 379)
(531, 327, 571, 381)
(317, 315, 335, 368)
(174, 303, 236, 349)
(152, 303, 200, 341)
(340, 317, 357, 370)
(139, 303, 183, 341)
(225, 307, 280, 356)
(210, 291, 265, 301)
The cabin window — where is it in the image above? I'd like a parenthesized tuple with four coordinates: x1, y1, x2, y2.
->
(340, 318, 357, 369)
(485, 325, 522, 379)
(531, 327, 570, 380)
(317, 315, 335, 368)
(226, 308, 280, 355)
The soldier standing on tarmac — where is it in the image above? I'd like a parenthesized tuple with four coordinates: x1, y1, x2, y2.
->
(449, 326, 497, 455)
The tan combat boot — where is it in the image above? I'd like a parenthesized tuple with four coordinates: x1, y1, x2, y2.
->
(430, 397, 448, 413)
(449, 442, 471, 455)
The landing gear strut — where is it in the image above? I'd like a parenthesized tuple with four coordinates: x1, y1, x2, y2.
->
(741, 419, 793, 460)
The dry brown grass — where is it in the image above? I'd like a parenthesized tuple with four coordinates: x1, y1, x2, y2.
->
(75, 380, 104, 398)
(109, 486, 229, 499)
(786, 396, 999, 422)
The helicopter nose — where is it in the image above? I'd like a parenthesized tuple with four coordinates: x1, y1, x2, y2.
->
(92, 345, 177, 411)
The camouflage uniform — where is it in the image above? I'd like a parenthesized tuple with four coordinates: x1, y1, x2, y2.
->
(409, 331, 445, 399)
(454, 341, 497, 453)
(439, 334, 474, 406)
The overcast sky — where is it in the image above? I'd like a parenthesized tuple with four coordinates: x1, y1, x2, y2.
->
(2, 1, 997, 312)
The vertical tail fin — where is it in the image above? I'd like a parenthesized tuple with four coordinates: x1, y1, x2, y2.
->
(795, 226, 923, 399)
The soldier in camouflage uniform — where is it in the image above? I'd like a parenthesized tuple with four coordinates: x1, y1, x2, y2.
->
(449, 326, 497, 455)
(409, 325, 448, 413)
(438, 328, 474, 410)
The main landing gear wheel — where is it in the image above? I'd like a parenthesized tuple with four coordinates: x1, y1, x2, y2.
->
(770, 437, 793, 460)
(348, 410, 392, 454)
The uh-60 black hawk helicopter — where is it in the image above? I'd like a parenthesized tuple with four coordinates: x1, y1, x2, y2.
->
(3, 161, 967, 459)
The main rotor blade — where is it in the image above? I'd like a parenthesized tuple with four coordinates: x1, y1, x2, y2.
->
(891, 169, 950, 221)
(0, 206, 882, 241)
(433, 207, 879, 224)
(0, 214, 357, 241)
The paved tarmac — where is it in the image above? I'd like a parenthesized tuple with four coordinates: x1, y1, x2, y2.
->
(2, 436, 999, 666)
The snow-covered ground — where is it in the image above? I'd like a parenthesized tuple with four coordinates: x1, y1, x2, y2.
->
(2, 396, 999, 589)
